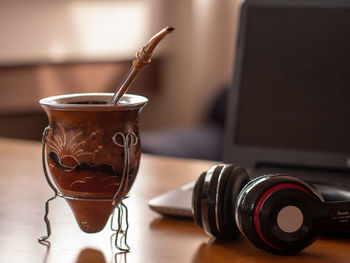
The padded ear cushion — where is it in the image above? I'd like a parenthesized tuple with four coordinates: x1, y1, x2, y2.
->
(215, 165, 233, 235)
(192, 171, 207, 227)
(217, 165, 250, 237)
(192, 164, 232, 236)
(192, 164, 250, 237)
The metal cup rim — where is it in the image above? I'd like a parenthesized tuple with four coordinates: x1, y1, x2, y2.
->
(39, 93, 148, 111)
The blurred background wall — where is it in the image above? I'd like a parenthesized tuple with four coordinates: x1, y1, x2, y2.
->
(0, 0, 239, 140)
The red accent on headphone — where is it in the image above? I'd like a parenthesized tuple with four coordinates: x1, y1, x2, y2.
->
(253, 183, 312, 250)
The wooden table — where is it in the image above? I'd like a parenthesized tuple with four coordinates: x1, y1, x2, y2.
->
(1, 138, 350, 262)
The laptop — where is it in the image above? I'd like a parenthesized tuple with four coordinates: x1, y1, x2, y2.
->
(149, 0, 350, 218)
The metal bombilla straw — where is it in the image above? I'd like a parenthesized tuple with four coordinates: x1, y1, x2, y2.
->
(106, 26, 174, 251)
(109, 26, 175, 105)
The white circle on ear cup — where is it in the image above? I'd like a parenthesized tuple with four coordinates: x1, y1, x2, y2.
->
(277, 206, 303, 233)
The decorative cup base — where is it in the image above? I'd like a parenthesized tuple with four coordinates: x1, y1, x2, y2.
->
(66, 199, 115, 233)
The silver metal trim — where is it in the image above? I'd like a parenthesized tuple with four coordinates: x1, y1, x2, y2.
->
(201, 165, 218, 235)
(39, 93, 148, 111)
(215, 164, 230, 235)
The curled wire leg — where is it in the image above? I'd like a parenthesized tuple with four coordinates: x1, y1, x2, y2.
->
(110, 234, 128, 263)
(114, 251, 128, 263)
(39, 193, 58, 242)
(110, 200, 130, 252)
(120, 201, 130, 248)
(39, 126, 59, 244)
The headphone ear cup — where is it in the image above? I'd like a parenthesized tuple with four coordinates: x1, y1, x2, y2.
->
(235, 175, 324, 254)
(192, 164, 250, 237)
(217, 165, 250, 237)
(196, 165, 224, 237)
(192, 171, 207, 228)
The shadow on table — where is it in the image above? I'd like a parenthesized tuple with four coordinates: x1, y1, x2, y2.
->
(75, 248, 127, 263)
(191, 238, 333, 263)
(149, 217, 204, 237)
(39, 236, 128, 263)
(38, 240, 51, 263)
(75, 248, 107, 263)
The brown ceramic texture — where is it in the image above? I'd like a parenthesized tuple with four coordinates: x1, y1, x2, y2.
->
(40, 93, 147, 233)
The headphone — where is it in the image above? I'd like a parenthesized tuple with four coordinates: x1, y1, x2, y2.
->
(192, 164, 350, 254)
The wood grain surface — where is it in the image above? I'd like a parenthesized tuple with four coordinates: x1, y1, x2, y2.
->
(0, 138, 349, 263)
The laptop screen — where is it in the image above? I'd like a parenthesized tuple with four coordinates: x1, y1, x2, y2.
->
(224, 0, 350, 170)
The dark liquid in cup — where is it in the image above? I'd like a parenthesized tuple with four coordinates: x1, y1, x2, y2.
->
(69, 101, 107, 105)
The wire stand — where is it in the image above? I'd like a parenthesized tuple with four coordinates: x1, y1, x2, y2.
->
(111, 201, 130, 252)
(39, 127, 137, 252)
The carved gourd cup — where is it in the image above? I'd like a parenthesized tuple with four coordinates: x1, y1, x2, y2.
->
(40, 93, 147, 233)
